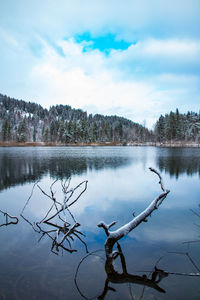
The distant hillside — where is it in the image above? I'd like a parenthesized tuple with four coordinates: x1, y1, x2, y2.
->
(0, 93, 152, 144)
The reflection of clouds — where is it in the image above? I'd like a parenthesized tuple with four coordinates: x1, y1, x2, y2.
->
(0, 182, 51, 219)
(21, 165, 148, 223)
(161, 177, 200, 210)
(135, 226, 197, 243)
(71, 164, 158, 215)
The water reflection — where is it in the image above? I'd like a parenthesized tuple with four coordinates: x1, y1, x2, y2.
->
(0, 148, 131, 190)
(156, 148, 200, 178)
(0, 147, 131, 191)
(1, 147, 200, 193)
(75, 239, 200, 300)
(98, 242, 168, 298)
(0, 147, 200, 299)
(75, 243, 167, 300)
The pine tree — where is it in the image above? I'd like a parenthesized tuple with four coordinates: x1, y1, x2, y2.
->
(33, 126, 37, 142)
(155, 115, 165, 142)
(17, 120, 27, 142)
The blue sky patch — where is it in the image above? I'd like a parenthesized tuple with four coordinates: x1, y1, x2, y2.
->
(75, 32, 132, 53)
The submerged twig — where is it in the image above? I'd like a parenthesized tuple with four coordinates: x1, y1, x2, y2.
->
(0, 209, 19, 227)
(20, 178, 88, 254)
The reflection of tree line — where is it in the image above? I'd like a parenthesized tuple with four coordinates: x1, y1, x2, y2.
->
(1, 148, 200, 191)
(0, 153, 130, 191)
(156, 150, 200, 178)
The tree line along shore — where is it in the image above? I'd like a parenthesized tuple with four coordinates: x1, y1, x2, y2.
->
(0, 93, 200, 145)
(0, 141, 199, 147)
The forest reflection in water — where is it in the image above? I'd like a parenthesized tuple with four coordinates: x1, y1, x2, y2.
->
(0, 147, 131, 191)
(156, 147, 200, 178)
(0, 147, 200, 191)
(0, 146, 200, 299)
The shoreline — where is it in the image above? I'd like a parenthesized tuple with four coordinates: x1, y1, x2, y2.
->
(0, 141, 200, 147)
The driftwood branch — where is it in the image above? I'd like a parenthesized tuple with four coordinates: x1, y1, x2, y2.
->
(20, 179, 88, 254)
(98, 167, 170, 257)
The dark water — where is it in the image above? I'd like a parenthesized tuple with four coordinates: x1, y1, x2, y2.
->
(0, 146, 200, 300)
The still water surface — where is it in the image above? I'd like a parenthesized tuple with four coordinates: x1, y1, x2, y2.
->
(0, 146, 200, 299)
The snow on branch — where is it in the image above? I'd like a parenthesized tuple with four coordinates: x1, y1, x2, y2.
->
(98, 167, 170, 257)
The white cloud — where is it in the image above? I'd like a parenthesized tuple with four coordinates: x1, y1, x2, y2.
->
(109, 38, 200, 76)
(1, 30, 200, 127)
(23, 37, 199, 127)
(142, 39, 200, 60)
(27, 39, 157, 125)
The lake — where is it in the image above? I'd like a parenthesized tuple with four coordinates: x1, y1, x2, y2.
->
(0, 146, 200, 300)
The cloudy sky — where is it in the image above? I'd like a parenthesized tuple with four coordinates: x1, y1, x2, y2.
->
(0, 0, 200, 128)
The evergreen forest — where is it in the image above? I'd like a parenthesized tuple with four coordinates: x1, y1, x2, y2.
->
(0, 93, 200, 144)
(0, 94, 152, 144)
(154, 109, 200, 143)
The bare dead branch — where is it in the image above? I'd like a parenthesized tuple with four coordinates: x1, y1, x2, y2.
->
(98, 168, 170, 258)
(21, 180, 39, 215)
(21, 178, 88, 255)
(149, 167, 168, 193)
(43, 180, 88, 223)
(164, 271, 200, 276)
(68, 180, 88, 207)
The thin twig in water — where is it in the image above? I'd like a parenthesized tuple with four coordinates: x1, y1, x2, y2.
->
(20, 179, 88, 254)
(0, 210, 19, 227)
